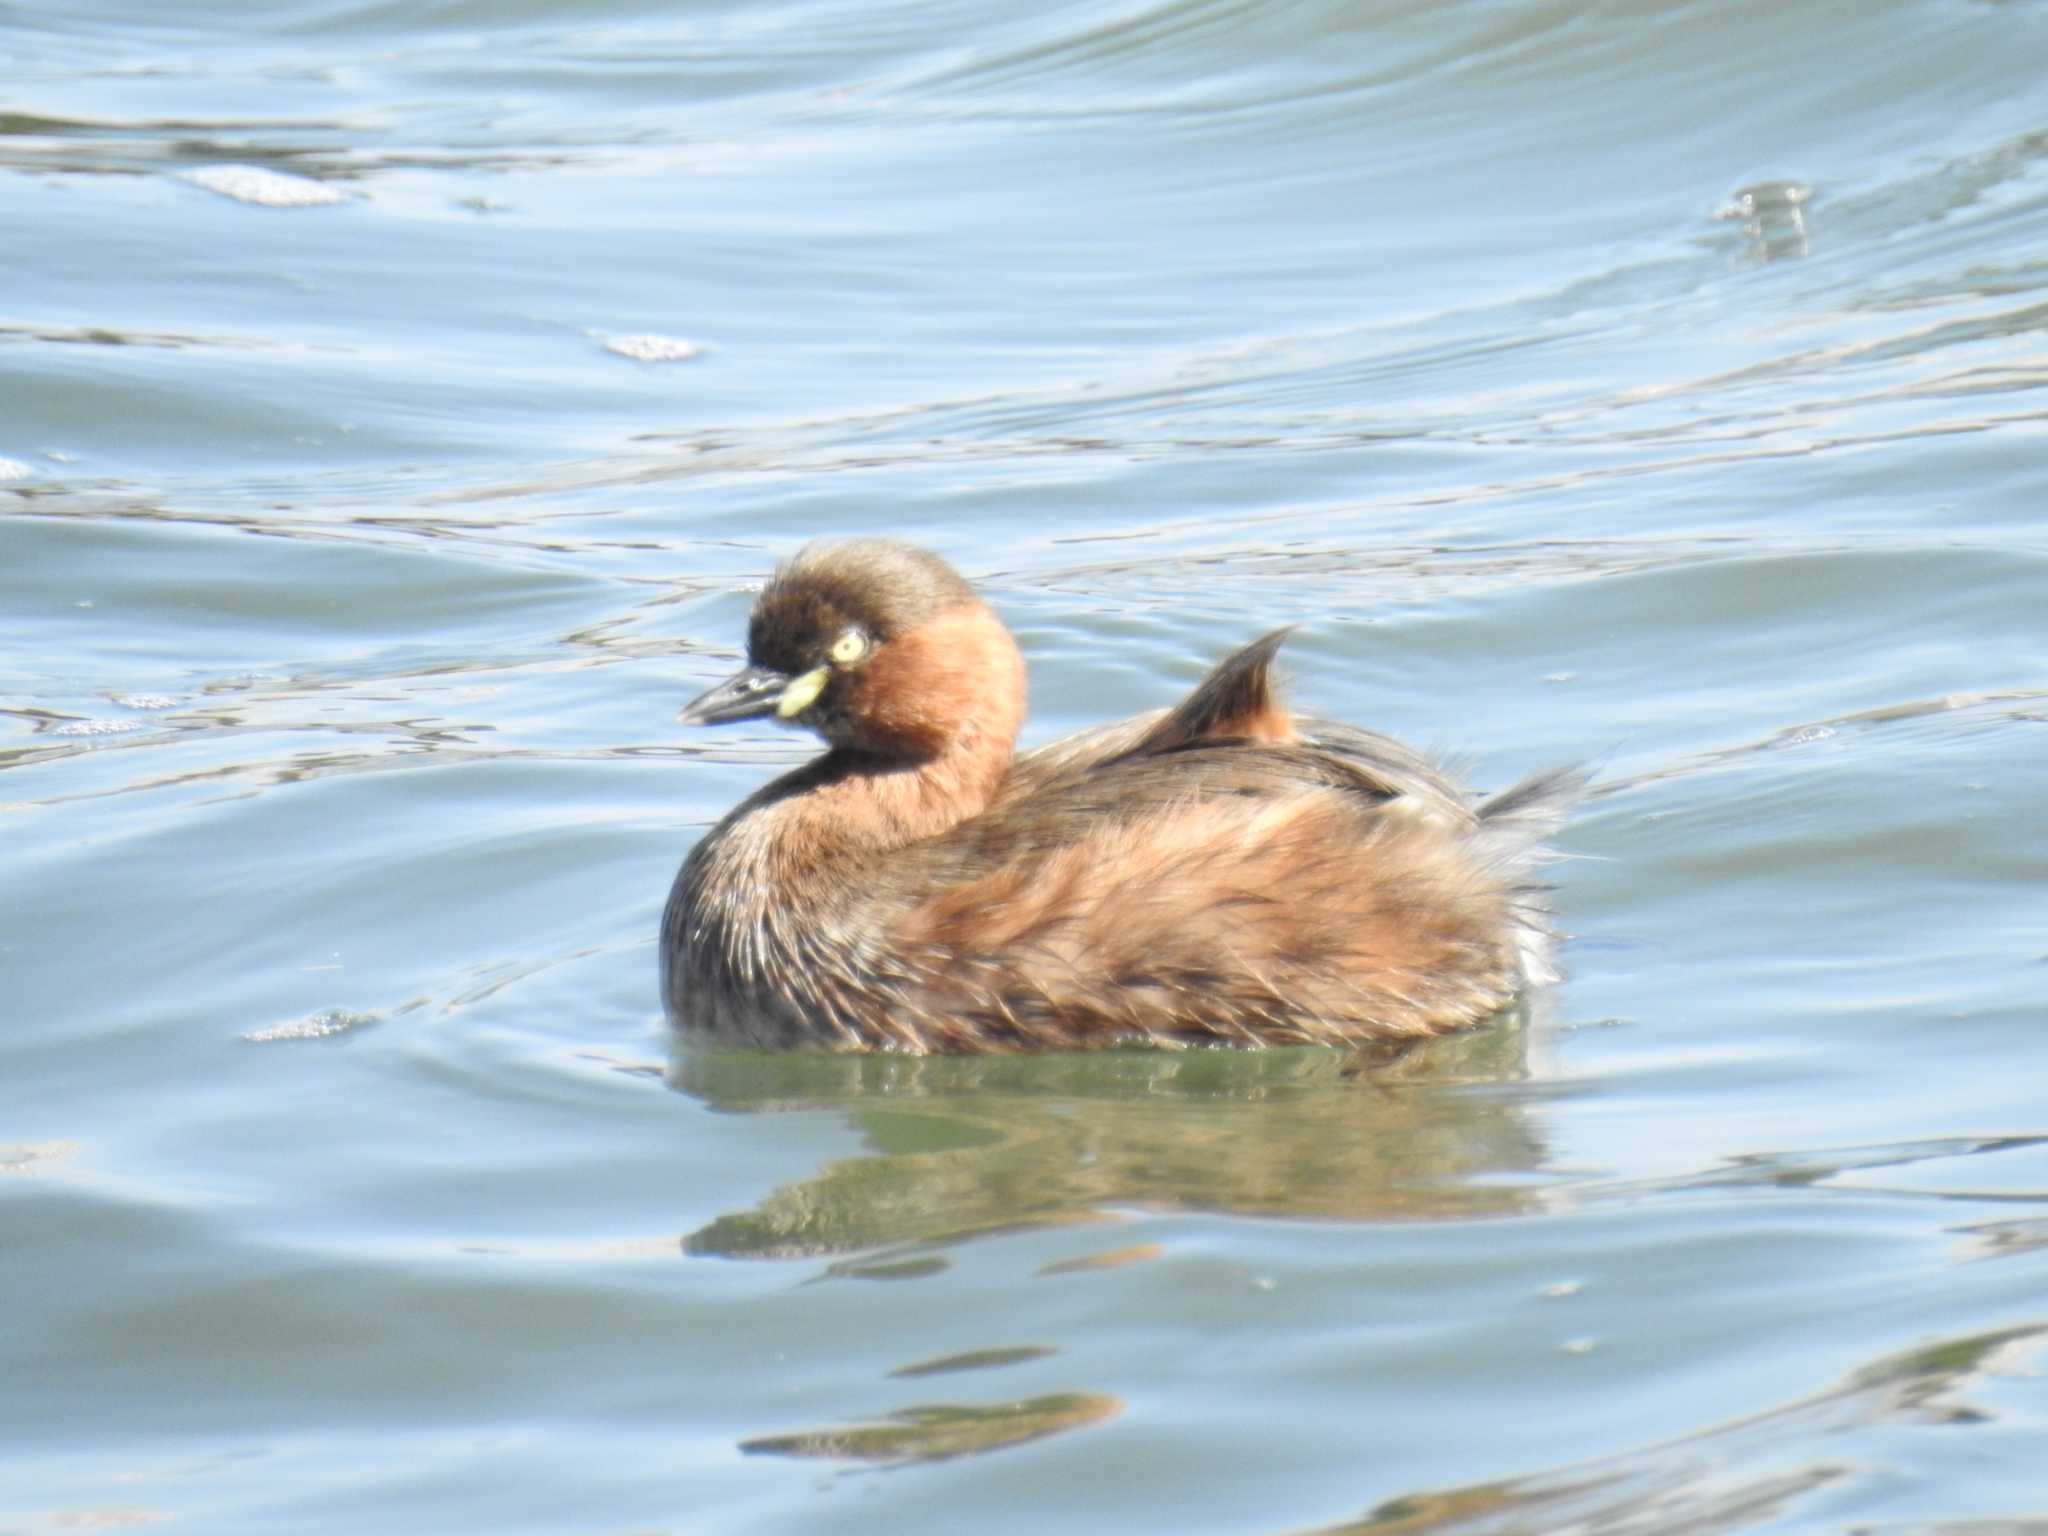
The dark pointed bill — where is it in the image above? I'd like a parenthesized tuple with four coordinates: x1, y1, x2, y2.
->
(678, 663, 791, 726)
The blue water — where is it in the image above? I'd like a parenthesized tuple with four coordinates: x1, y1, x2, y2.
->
(6, 0, 2048, 1530)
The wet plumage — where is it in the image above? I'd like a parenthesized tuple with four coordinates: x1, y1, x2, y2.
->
(661, 539, 1581, 1052)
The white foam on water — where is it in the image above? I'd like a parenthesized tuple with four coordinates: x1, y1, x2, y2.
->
(600, 332, 702, 362)
(184, 164, 349, 207)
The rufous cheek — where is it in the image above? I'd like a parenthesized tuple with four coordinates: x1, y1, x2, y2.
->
(847, 603, 1021, 759)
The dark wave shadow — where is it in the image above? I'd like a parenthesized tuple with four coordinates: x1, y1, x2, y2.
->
(1304, 1324, 2047, 1536)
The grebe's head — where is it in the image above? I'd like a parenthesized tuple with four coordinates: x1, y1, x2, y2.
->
(678, 540, 1025, 762)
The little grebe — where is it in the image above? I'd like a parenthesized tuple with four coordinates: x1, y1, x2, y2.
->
(661, 540, 1580, 1052)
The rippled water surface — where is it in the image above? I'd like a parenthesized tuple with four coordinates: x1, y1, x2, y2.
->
(6, 0, 2048, 1530)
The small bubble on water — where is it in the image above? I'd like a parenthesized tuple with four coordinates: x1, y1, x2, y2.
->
(1714, 180, 1814, 222)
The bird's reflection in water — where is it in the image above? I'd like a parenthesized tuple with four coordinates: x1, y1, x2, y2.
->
(674, 1010, 1555, 1468)
(671, 1007, 1552, 1265)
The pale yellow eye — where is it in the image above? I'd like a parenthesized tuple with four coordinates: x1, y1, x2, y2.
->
(829, 629, 869, 665)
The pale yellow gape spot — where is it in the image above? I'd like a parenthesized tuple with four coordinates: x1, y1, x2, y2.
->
(775, 667, 829, 718)
(777, 629, 867, 718)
